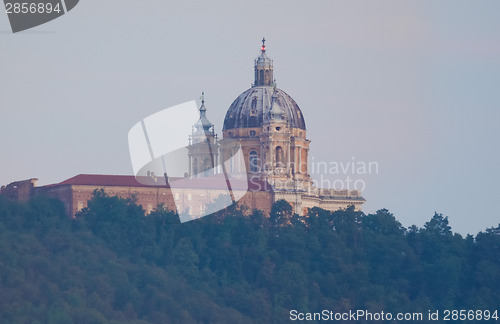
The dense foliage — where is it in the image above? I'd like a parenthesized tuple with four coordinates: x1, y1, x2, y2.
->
(0, 191, 499, 323)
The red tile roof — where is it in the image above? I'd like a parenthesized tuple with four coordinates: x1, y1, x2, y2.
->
(48, 174, 272, 192)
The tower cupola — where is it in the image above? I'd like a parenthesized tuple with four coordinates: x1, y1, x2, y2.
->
(196, 92, 214, 133)
(254, 38, 274, 86)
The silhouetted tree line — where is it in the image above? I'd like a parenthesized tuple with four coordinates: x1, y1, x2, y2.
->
(0, 190, 498, 323)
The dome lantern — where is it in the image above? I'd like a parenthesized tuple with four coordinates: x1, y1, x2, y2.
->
(223, 40, 305, 131)
(254, 37, 274, 87)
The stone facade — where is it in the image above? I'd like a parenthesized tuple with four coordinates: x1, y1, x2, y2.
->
(0, 178, 38, 202)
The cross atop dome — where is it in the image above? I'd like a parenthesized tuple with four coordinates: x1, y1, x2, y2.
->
(261, 37, 266, 53)
(199, 91, 207, 113)
(200, 91, 205, 105)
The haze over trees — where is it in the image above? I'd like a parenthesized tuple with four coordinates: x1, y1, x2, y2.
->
(0, 191, 498, 323)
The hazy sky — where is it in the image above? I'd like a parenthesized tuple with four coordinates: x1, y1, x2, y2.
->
(1, 0, 499, 235)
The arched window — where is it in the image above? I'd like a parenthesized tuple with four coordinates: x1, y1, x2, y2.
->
(275, 146, 283, 167)
(302, 148, 308, 173)
(259, 70, 264, 85)
(193, 158, 198, 177)
(249, 150, 258, 173)
(251, 97, 257, 109)
(249, 130, 256, 137)
(264, 149, 268, 171)
(203, 158, 211, 176)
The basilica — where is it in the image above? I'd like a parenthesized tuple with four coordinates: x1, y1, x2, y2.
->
(1, 40, 365, 219)
(186, 39, 365, 216)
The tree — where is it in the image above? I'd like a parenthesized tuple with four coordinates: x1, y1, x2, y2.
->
(332, 205, 363, 248)
(363, 209, 405, 235)
(305, 207, 333, 232)
(270, 200, 294, 227)
(423, 212, 452, 236)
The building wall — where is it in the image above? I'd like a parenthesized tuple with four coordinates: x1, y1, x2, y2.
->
(37, 184, 75, 216)
(39, 184, 273, 218)
(220, 123, 310, 184)
(274, 189, 365, 216)
(0, 179, 38, 202)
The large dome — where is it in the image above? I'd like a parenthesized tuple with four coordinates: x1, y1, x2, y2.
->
(223, 86, 306, 130)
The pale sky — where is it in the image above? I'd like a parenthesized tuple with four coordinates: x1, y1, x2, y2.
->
(1, 0, 499, 235)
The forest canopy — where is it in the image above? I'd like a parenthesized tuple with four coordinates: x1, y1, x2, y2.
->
(0, 191, 498, 324)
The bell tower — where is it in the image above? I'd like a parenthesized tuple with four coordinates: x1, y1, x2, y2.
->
(187, 92, 219, 178)
(259, 87, 312, 191)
